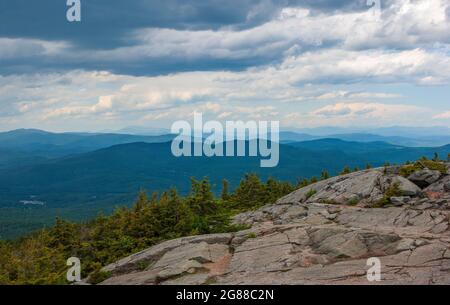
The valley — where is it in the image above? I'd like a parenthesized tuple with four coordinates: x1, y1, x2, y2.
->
(0, 129, 449, 239)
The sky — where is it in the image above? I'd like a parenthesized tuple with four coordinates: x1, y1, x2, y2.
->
(0, 0, 449, 132)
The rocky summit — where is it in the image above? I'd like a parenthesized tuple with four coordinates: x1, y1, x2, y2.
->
(90, 164, 450, 285)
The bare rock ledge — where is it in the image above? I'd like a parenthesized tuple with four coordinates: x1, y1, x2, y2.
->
(90, 166, 450, 285)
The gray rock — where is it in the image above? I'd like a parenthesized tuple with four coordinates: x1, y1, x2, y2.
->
(277, 168, 422, 207)
(101, 233, 232, 276)
(408, 169, 442, 188)
(392, 176, 422, 196)
(92, 168, 450, 285)
(390, 196, 411, 206)
(424, 175, 450, 193)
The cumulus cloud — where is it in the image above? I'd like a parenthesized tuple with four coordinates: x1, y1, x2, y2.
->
(1, 66, 444, 131)
(1, 0, 450, 76)
(1, 0, 450, 131)
(281, 48, 450, 85)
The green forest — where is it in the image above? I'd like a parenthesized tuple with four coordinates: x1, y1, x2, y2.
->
(0, 174, 296, 285)
(1, 157, 447, 285)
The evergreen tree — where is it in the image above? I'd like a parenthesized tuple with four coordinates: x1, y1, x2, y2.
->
(433, 152, 439, 162)
(221, 179, 230, 201)
(340, 166, 351, 175)
(320, 170, 330, 180)
(133, 190, 148, 213)
(297, 178, 310, 188)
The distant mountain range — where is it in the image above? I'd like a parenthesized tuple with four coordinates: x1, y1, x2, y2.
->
(278, 131, 450, 147)
(286, 126, 450, 137)
(0, 128, 449, 239)
(0, 129, 175, 169)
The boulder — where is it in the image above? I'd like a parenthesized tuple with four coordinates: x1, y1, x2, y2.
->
(408, 169, 442, 188)
(392, 176, 422, 196)
(424, 175, 450, 193)
(277, 168, 423, 206)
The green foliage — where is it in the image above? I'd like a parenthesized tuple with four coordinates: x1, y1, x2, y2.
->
(305, 189, 317, 200)
(88, 270, 112, 284)
(320, 170, 330, 181)
(227, 174, 295, 212)
(432, 152, 439, 162)
(247, 232, 257, 239)
(400, 160, 448, 177)
(320, 199, 339, 205)
(374, 182, 403, 208)
(347, 197, 360, 206)
(297, 178, 310, 188)
(221, 179, 230, 201)
(0, 174, 295, 285)
(340, 166, 351, 175)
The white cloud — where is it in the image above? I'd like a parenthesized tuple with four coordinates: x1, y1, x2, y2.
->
(433, 111, 450, 119)
(44, 95, 114, 119)
(2, 0, 450, 80)
(89, 0, 449, 65)
(316, 91, 402, 100)
(308, 102, 428, 126)
(281, 102, 432, 128)
(1, 0, 450, 131)
(0, 38, 70, 59)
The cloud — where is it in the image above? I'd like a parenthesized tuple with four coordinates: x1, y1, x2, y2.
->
(313, 102, 423, 117)
(316, 91, 402, 100)
(1, 0, 450, 131)
(0, 38, 69, 59)
(433, 111, 450, 119)
(44, 95, 114, 119)
(0, 43, 448, 129)
(281, 48, 450, 85)
(282, 102, 431, 128)
(1, 0, 449, 76)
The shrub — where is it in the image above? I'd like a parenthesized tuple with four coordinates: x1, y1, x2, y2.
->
(399, 160, 447, 177)
(88, 270, 112, 284)
(247, 232, 257, 239)
(340, 166, 351, 175)
(320, 171, 330, 180)
(347, 197, 360, 206)
(320, 199, 339, 205)
(305, 189, 317, 200)
(374, 182, 403, 208)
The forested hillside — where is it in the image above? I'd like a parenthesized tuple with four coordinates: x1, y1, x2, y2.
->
(0, 174, 295, 284)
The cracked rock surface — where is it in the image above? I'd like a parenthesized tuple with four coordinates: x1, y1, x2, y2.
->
(95, 166, 450, 285)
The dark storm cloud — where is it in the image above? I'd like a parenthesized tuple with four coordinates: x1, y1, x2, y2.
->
(0, 0, 285, 49)
(0, 0, 390, 76)
(0, 1, 371, 43)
